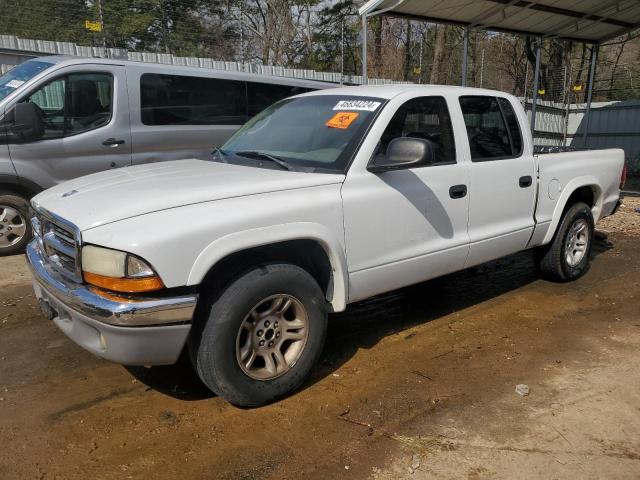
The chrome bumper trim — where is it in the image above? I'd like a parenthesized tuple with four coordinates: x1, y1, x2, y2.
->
(27, 240, 198, 327)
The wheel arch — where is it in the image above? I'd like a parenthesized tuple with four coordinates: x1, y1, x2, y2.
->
(187, 223, 349, 312)
(542, 177, 602, 245)
(0, 174, 43, 200)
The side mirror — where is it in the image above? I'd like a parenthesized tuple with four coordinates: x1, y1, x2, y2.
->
(11, 102, 44, 142)
(368, 137, 435, 173)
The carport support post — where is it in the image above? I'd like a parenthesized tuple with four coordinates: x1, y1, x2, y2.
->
(362, 15, 368, 84)
(461, 27, 469, 86)
(530, 38, 542, 137)
(582, 44, 599, 146)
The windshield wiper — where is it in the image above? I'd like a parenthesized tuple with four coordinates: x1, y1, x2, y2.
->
(211, 147, 228, 162)
(234, 151, 294, 171)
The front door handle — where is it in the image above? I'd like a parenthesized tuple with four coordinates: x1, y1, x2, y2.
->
(102, 138, 125, 147)
(519, 175, 533, 188)
(449, 184, 467, 199)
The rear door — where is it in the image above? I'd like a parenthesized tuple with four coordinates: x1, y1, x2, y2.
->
(7, 64, 132, 189)
(460, 95, 536, 267)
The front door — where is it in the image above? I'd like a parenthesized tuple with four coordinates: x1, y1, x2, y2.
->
(8, 65, 132, 189)
(459, 95, 537, 267)
(342, 96, 470, 303)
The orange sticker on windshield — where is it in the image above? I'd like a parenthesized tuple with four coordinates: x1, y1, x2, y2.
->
(326, 111, 359, 129)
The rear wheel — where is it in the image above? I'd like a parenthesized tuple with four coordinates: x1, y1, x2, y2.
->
(0, 193, 31, 257)
(536, 201, 594, 282)
(189, 263, 328, 407)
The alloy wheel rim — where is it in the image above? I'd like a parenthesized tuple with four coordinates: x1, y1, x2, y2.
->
(235, 294, 309, 381)
(564, 218, 589, 267)
(0, 206, 27, 248)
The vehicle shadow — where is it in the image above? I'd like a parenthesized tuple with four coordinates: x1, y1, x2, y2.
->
(125, 353, 213, 401)
(126, 235, 613, 402)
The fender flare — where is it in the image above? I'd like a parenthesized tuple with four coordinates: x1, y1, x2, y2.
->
(187, 222, 349, 312)
(0, 174, 43, 198)
(541, 176, 602, 245)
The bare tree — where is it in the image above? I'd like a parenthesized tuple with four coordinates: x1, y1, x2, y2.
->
(429, 24, 447, 84)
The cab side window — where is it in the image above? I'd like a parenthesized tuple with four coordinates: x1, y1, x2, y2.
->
(25, 72, 113, 140)
(377, 96, 456, 166)
(459, 96, 522, 161)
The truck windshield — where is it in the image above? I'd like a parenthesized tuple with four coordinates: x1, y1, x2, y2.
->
(222, 95, 385, 173)
(0, 60, 55, 102)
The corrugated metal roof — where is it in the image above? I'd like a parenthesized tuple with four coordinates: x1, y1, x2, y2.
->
(359, 0, 640, 43)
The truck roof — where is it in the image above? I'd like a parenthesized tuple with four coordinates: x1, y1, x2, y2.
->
(302, 84, 518, 100)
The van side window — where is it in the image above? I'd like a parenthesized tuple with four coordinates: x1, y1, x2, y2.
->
(140, 73, 246, 126)
(459, 96, 520, 161)
(247, 82, 310, 117)
(377, 96, 456, 166)
(25, 72, 113, 139)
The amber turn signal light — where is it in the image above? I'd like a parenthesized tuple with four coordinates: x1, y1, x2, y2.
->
(83, 272, 164, 293)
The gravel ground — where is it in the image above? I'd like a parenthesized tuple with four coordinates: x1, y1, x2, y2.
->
(0, 208, 638, 479)
(598, 195, 640, 238)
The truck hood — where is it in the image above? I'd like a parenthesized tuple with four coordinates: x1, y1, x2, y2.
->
(33, 159, 345, 231)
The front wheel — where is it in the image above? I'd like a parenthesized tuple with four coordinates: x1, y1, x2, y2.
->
(0, 193, 32, 257)
(536, 201, 594, 282)
(189, 263, 328, 407)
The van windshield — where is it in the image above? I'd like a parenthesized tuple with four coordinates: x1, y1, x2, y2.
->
(0, 60, 55, 102)
(221, 95, 386, 173)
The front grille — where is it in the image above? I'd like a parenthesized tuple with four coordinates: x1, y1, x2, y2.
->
(33, 208, 82, 283)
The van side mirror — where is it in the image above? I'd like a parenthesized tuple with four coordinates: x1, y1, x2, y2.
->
(11, 102, 44, 142)
(368, 137, 435, 173)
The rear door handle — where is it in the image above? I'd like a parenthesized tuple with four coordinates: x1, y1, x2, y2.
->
(519, 175, 533, 188)
(102, 138, 125, 147)
(449, 184, 467, 199)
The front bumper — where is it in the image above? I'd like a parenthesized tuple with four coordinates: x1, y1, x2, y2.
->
(26, 240, 198, 365)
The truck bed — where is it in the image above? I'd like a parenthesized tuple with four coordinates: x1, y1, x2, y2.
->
(529, 148, 625, 247)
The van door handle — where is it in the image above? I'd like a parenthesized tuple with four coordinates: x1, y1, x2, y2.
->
(519, 175, 533, 188)
(449, 185, 467, 199)
(102, 138, 125, 147)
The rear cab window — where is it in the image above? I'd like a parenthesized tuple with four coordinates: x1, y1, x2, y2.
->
(459, 96, 523, 161)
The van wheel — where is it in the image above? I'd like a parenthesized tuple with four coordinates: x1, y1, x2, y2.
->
(536, 201, 594, 282)
(189, 263, 328, 407)
(0, 193, 32, 257)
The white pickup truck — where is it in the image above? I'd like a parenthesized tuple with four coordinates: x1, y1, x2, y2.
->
(26, 85, 625, 406)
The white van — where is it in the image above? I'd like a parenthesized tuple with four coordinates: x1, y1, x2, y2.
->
(0, 56, 333, 255)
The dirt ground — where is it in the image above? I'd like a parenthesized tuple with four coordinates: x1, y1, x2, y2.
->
(1, 201, 639, 480)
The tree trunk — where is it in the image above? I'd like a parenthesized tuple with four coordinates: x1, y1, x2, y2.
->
(373, 15, 382, 77)
(609, 43, 626, 99)
(403, 20, 412, 81)
(430, 24, 447, 84)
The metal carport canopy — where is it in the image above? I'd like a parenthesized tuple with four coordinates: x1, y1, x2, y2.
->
(358, 0, 640, 44)
(358, 0, 640, 139)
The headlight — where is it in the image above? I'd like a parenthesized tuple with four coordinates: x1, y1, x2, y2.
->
(81, 245, 164, 293)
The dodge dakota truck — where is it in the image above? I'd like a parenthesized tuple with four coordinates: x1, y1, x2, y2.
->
(26, 85, 625, 406)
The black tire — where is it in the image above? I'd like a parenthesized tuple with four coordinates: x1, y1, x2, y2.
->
(536, 201, 594, 282)
(189, 263, 328, 407)
(0, 193, 32, 257)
